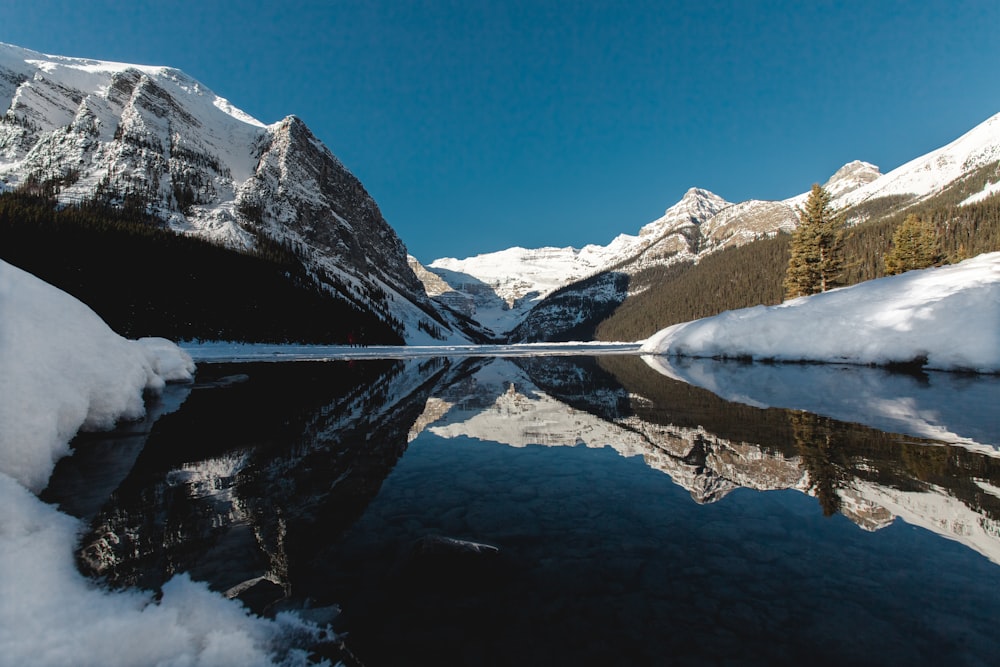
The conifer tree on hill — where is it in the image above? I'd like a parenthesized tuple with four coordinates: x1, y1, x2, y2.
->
(784, 183, 844, 299)
(884, 213, 943, 275)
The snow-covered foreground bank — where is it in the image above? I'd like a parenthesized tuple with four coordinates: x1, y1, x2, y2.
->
(0, 260, 329, 667)
(0, 262, 196, 492)
(641, 252, 1000, 373)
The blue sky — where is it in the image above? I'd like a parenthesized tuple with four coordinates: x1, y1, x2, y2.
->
(3, 1, 999, 262)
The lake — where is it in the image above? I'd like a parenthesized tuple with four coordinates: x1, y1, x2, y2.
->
(44, 354, 1000, 666)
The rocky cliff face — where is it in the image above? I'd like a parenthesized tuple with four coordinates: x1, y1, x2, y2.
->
(238, 116, 424, 298)
(0, 42, 462, 343)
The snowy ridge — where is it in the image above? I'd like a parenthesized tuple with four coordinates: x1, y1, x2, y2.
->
(835, 112, 1000, 210)
(783, 159, 883, 210)
(781, 113, 1000, 213)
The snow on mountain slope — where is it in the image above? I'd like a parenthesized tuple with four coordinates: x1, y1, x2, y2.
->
(0, 42, 459, 344)
(641, 251, 1000, 373)
(783, 160, 883, 210)
(837, 111, 1000, 210)
(428, 188, 731, 335)
(700, 199, 799, 248)
(0, 43, 264, 242)
(434, 111, 1000, 342)
(783, 113, 1000, 213)
(427, 245, 616, 334)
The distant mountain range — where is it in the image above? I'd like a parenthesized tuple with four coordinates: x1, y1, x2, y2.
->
(420, 110, 1000, 340)
(2, 41, 998, 344)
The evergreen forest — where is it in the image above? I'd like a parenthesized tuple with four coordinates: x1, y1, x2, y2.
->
(0, 192, 403, 344)
(596, 183, 1000, 342)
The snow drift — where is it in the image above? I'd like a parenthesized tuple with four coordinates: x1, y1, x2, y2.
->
(641, 252, 1000, 373)
(0, 260, 195, 492)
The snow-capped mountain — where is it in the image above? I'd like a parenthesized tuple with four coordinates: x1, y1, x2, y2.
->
(0, 42, 466, 344)
(504, 187, 804, 341)
(834, 112, 1000, 211)
(424, 187, 732, 336)
(428, 110, 1000, 341)
(421, 185, 813, 340)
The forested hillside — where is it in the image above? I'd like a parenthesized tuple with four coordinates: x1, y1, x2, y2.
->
(595, 237, 790, 342)
(0, 192, 403, 344)
(596, 185, 1000, 342)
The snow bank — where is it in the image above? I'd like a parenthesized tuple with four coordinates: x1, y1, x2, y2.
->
(0, 474, 322, 667)
(0, 260, 328, 666)
(0, 261, 195, 492)
(641, 252, 1000, 373)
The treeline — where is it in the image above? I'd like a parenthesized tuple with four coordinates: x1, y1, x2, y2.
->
(595, 235, 790, 342)
(596, 189, 1000, 342)
(841, 194, 1000, 284)
(0, 192, 403, 344)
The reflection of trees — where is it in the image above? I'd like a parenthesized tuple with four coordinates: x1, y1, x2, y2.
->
(790, 411, 848, 516)
(599, 355, 1000, 526)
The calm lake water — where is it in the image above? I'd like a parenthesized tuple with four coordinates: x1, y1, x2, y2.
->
(45, 354, 1000, 666)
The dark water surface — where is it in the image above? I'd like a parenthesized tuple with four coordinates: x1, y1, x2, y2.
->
(44, 355, 1000, 666)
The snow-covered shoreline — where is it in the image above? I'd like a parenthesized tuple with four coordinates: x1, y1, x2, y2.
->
(184, 254, 1000, 374)
(640, 253, 1000, 374)
(0, 262, 196, 491)
(0, 259, 329, 667)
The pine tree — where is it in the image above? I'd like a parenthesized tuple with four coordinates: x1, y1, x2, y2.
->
(784, 183, 844, 299)
(884, 213, 942, 275)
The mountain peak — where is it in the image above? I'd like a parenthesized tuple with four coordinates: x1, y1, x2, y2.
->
(645, 187, 729, 231)
(679, 186, 724, 205)
(823, 160, 881, 198)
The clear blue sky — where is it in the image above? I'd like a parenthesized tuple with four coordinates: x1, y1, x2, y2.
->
(3, 1, 999, 262)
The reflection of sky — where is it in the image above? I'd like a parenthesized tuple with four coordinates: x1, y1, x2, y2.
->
(644, 356, 1000, 451)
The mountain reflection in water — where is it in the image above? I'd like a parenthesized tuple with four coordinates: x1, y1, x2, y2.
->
(44, 354, 1000, 665)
